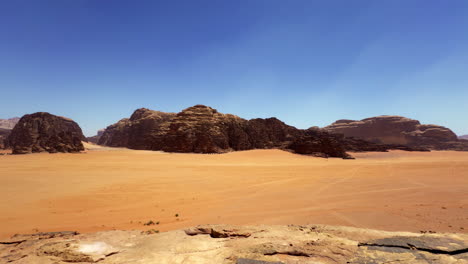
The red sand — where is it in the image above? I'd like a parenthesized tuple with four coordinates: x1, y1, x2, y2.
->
(0, 149, 467, 238)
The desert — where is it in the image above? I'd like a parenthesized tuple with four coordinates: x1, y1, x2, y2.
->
(2, 1, 468, 263)
(1, 148, 467, 240)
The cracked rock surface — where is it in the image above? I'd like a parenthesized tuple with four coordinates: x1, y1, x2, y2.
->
(0, 225, 467, 264)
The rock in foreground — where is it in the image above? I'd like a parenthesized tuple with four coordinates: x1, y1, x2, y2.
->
(7, 112, 85, 154)
(1, 225, 467, 263)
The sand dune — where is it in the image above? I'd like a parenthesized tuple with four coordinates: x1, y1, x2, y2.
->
(0, 149, 467, 239)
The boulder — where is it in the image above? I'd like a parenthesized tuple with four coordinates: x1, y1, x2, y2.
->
(7, 112, 85, 154)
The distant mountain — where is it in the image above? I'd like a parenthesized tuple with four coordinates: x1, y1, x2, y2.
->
(459, 135, 468, 140)
(86, 129, 105, 144)
(324, 116, 468, 150)
(0, 117, 20, 129)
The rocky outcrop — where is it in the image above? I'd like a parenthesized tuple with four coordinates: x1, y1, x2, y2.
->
(98, 105, 354, 158)
(7, 112, 85, 154)
(98, 108, 176, 149)
(1, 225, 467, 263)
(98, 106, 431, 158)
(325, 116, 465, 150)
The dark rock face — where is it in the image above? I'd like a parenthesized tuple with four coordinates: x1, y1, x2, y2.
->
(325, 116, 464, 150)
(7, 112, 85, 154)
(98, 108, 176, 149)
(0, 128, 11, 149)
(98, 105, 356, 158)
(0, 118, 19, 149)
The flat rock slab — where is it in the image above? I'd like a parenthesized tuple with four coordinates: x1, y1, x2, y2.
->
(1, 225, 467, 264)
(359, 235, 468, 253)
(237, 258, 284, 264)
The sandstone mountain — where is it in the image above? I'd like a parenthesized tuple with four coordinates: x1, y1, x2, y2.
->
(459, 135, 468, 140)
(98, 105, 425, 158)
(0, 117, 20, 129)
(1, 224, 467, 263)
(324, 116, 465, 150)
(7, 112, 85, 154)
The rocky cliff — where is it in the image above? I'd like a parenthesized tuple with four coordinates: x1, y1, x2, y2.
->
(7, 112, 85, 154)
(324, 116, 464, 150)
(1, 224, 466, 263)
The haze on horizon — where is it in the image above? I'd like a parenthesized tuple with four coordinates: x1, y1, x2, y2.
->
(1, 0, 467, 137)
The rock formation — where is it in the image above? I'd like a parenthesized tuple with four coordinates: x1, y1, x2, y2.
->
(459, 135, 468, 140)
(1, 224, 467, 263)
(98, 106, 429, 158)
(324, 116, 465, 150)
(7, 112, 85, 154)
(98, 105, 354, 158)
(98, 108, 176, 149)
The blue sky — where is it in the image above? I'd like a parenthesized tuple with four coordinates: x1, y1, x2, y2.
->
(1, 0, 467, 136)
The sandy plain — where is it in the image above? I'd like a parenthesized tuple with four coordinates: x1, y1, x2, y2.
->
(0, 147, 467, 239)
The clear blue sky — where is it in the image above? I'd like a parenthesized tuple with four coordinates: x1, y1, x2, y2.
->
(1, 0, 467, 136)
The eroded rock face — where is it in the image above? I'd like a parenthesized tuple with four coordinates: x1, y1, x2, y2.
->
(98, 108, 176, 150)
(98, 105, 353, 158)
(1, 225, 467, 264)
(7, 112, 85, 154)
(325, 116, 462, 150)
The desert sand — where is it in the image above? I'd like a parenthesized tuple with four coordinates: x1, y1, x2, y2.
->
(0, 148, 467, 239)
